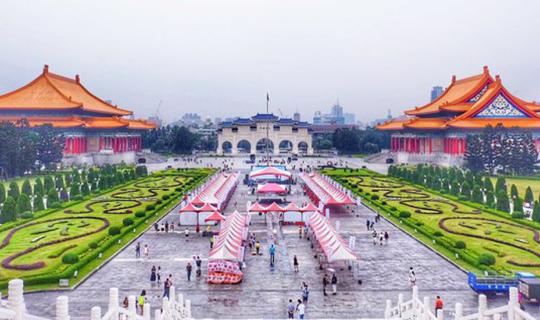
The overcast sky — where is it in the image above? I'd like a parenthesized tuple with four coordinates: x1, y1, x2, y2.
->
(1, 0, 540, 123)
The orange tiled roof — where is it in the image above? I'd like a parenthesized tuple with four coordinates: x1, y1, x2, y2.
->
(403, 118, 447, 129)
(83, 117, 129, 129)
(376, 119, 410, 130)
(439, 103, 473, 113)
(405, 66, 493, 116)
(448, 118, 540, 129)
(0, 65, 132, 116)
(0, 116, 85, 128)
(126, 119, 156, 129)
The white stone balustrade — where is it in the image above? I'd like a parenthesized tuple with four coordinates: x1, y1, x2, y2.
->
(0, 279, 192, 320)
(385, 286, 536, 320)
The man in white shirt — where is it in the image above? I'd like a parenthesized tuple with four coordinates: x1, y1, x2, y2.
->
(296, 299, 305, 319)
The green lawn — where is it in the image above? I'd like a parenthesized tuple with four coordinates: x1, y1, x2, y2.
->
(0, 168, 213, 290)
(322, 168, 540, 276)
(490, 176, 540, 199)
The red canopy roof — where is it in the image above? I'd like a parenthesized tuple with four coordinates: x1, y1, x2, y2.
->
(248, 202, 268, 212)
(198, 203, 218, 212)
(249, 166, 292, 179)
(204, 211, 226, 222)
(257, 183, 287, 194)
(179, 202, 200, 213)
(300, 203, 319, 212)
(190, 195, 206, 206)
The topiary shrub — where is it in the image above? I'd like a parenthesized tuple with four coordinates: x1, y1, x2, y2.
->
(122, 218, 134, 226)
(49, 202, 62, 209)
(20, 211, 33, 219)
(62, 253, 79, 264)
(108, 226, 121, 235)
(156, 200, 162, 205)
(371, 195, 379, 201)
(162, 195, 170, 200)
(433, 231, 443, 237)
(381, 201, 387, 205)
(175, 187, 182, 192)
(478, 253, 496, 266)
(390, 207, 397, 211)
(146, 205, 155, 211)
(71, 195, 83, 201)
(454, 241, 466, 249)
(511, 211, 525, 219)
(135, 210, 145, 218)
(399, 211, 411, 218)
(89, 242, 99, 249)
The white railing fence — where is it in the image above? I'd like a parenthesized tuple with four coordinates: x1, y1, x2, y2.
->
(0, 279, 192, 320)
(385, 286, 536, 320)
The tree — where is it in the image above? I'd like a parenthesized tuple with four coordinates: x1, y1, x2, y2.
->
(525, 186, 534, 204)
(0, 121, 37, 177)
(47, 188, 59, 207)
(33, 125, 65, 170)
(0, 196, 16, 222)
(8, 182, 20, 200)
(44, 176, 54, 193)
(461, 182, 472, 199)
(465, 135, 484, 172)
(472, 185, 483, 203)
(0, 183, 5, 204)
(69, 183, 79, 198)
(33, 194, 45, 211)
(485, 191, 495, 207)
(483, 178, 494, 193)
(513, 197, 523, 213)
(81, 183, 90, 196)
(54, 174, 65, 190)
(510, 184, 519, 200)
(495, 177, 506, 194)
(34, 178, 44, 196)
(21, 179, 32, 195)
(333, 128, 361, 154)
(496, 190, 510, 212)
(16, 193, 31, 214)
(533, 201, 540, 222)
(450, 181, 460, 196)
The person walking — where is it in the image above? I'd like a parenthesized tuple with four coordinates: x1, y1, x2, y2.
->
(210, 236, 215, 249)
(301, 282, 309, 303)
(323, 274, 329, 296)
(384, 231, 389, 244)
(184, 228, 189, 238)
(287, 299, 295, 319)
(293, 255, 299, 272)
(379, 232, 384, 246)
(331, 273, 338, 295)
(196, 256, 202, 278)
(366, 219, 370, 231)
(135, 242, 141, 258)
(163, 276, 171, 299)
(137, 290, 146, 315)
(269, 244, 276, 264)
(165, 221, 169, 233)
(297, 299, 305, 320)
(186, 262, 193, 281)
(150, 266, 157, 284)
(409, 267, 416, 287)
(157, 266, 161, 284)
(435, 296, 444, 315)
(144, 244, 149, 258)
(256, 241, 261, 255)
(372, 230, 378, 245)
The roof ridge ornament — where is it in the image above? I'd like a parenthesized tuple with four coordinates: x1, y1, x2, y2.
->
(451, 75, 456, 83)
(483, 65, 489, 74)
(43, 64, 49, 74)
(75, 74, 80, 84)
(495, 75, 501, 84)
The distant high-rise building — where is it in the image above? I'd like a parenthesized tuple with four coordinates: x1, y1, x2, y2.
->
(343, 113, 355, 125)
(431, 86, 443, 101)
(293, 111, 301, 121)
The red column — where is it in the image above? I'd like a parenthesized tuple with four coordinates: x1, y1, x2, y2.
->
(429, 138, 432, 154)
(462, 138, 466, 154)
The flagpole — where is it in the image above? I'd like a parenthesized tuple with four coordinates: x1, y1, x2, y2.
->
(266, 92, 270, 166)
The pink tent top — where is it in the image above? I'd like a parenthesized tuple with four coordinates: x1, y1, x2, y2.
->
(198, 203, 218, 212)
(300, 203, 319, 212)
(204, 211, 226, 222)
(265, 202, 285, 212)
(249, 166, 292, 179)
(283, 203, 301, 211)
(190, 195, 207, 206)
(249, 202, 268, 212)
(179, 202, 200, 213)
(257, 183, 287, 194)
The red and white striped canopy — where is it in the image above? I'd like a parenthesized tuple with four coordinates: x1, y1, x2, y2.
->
(300, 172, 355, 206)
(208, 211, 250, 262)
(249, 166, 292, 179)
(308, 212, 358, 262)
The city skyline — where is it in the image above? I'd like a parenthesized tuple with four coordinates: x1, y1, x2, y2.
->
(1, 1, 540, 122)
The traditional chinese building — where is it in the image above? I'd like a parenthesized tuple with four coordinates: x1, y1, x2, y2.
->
(0, 65, 155, 165)
(376, 66, 540, 166)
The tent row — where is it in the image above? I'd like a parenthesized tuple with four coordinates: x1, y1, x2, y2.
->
(249, 166, 292, 179)
(300, 172, 356, 206)
(308, 212, 358, 263)
(207, 211, 250, 284)
(189, 172, 239, 210)
(248, 201, 319, 224)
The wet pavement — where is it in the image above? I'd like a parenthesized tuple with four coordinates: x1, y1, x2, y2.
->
(23, 158, 540, 319)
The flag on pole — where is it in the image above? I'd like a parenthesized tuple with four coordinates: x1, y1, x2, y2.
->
(267, 92, 269, 102)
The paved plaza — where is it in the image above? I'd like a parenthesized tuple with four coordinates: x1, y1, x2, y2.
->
(24, 157, 540, 319)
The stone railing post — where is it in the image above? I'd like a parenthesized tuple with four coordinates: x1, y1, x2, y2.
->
(398, 293, 403, 316)
(185, 299, 192, 318)
(155, 309, 162, 320)
(454, 302, 463, 320)
(412, 286, 419, 313)
(56, 296, 70, 320)
(508, 287, 518, 320)
(128, 295, 137, 319)
(109, 287, 119, 319)
(384, 299, 392, 319)
(162, 297, 170, 317)
(143, 303, 151, 320)
(423, 296, 430, 320)
(478, 294, 487, 319)
(170, 286, 176, 303)
(178, 293, 184, 306)
(90, 306, 101, 320)
(7, 279, 26, 320)
(436, 309, 444, 320)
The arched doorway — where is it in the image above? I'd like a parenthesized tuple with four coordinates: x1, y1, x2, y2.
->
(222, 141, 233, 154)
(237, 140, 252, 154)
(256, 138, 274, 154)
(279, 140, 293, 154)
(298, 141, 308, 155)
